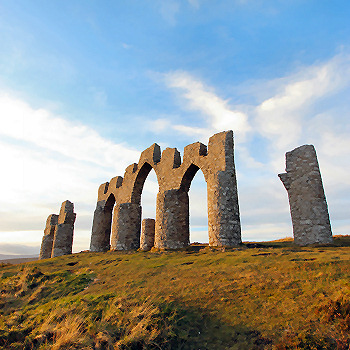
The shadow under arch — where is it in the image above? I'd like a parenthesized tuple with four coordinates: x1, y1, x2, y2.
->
(123, 162, 159, 250)
(178, 163, 209, 245)
(105, 192, 116, 211)
(180, 164, 202, 192)
(90, 192, 116, 252)
(131, 162, 160, 205)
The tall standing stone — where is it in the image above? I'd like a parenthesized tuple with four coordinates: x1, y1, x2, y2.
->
(206, 131, 241, 246)
(39, 214, 58, 259)
(51, 200, 76, 257)
(278, 145, 333, 245)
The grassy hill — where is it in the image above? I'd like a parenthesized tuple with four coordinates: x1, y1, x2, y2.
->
(1, 236, 349, 349)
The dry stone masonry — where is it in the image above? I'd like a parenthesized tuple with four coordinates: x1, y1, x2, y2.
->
(140, 218, 155, 251)
(40, 134, 336, 256)
(279, 145, 333, 245)
(90, 130, 242, 251)
(39, 200, 76, 259)
(39, 214, 58, 259)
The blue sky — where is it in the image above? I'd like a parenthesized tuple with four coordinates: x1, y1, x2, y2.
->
(1, 0, 350, 255)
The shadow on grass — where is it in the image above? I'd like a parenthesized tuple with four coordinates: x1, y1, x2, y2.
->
(0, 265, 273, 349)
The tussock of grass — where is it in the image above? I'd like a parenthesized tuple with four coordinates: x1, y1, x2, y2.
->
(0, 236, 349, 349)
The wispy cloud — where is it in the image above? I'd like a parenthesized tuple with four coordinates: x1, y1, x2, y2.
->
(0, 93, 138, 170)
(0, 93, 140, 252)
(255, 53, 350, 151)
(161, 52, 350, 240)
(163, 70, 251, 141)
(160, 1, 180, 26)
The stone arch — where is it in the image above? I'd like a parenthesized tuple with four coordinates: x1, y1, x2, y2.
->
(105, 193, 116, 210)
(90, 192, 116, 252)
(110, 160, 161, 251)
(91, 130, 242, 251)
(179, 163, 209, 244)
(180, 163, 209, 192)
(131, 162, 159, 205)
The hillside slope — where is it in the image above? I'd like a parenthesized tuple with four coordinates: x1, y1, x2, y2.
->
(1, 236, 349, 349)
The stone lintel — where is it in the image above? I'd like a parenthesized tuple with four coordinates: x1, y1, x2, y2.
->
(183, 142, 207, 162)
(161, 148, 182, 169)
(139, 143, 161, 165)
(98, 182, 109, 200)
(124, 163, 138, 178)
(109, 176, 123, 190)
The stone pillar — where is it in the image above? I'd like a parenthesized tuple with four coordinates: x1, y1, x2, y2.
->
(279, 145, 333, 245)
(52, 200, 76, 257)
(140, 218, 155, 251)
(154, 189, 189, 249)
(111, 203, 141, 250)
(207, 171, 241, 246)
(39, 214, 58, 259)
(90, 200, 113, 252)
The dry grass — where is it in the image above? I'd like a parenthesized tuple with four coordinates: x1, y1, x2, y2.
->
(0, 236, 349, 349)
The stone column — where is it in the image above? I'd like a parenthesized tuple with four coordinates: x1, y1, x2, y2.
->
(52, 200, 76, 257)
(140, 218, 155, 251)
(90, 200, 113, 252)
(154, 189, 189, 249)
(207, 171, 241, 246)
(111, 203, 141, 250)
(39, 214, 58, 259)
(279, 145, 333, 245)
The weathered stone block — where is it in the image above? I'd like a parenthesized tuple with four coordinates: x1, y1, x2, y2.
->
(207, 171, 241, 246)
(52, 200, 76, 257)
(139, 143, 161, 165)
(39, 214, 58, 260)
(183, 142, 207, 162)
(90, 200, 113, 252)
(155, 189, 190, 249)
(140, 218, 155, 251)
(161, 148, 181, 169)
(279, 145, 333, 245)
(91, 130, 241, 251)
(111, 203, 141, 250)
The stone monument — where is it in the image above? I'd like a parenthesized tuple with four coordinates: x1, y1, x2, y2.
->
(90, 130, 241, 251)
(39, 214, 58, 259)
(52, 200, 77, 257)
(279, 145, 333, 245)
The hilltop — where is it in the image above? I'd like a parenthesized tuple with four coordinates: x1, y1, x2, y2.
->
(1, 236, 349, 349)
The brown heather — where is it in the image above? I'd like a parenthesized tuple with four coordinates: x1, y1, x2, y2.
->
(1, 235, 349, 349)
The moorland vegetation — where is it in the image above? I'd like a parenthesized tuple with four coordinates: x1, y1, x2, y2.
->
(0, 236, 349, 349)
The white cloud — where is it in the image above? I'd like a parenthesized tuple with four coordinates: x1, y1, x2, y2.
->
(164, 70, 251, 141)
(0, 93, 139, 171)
(0, 93, 140, 254)
(255, 53, 350, 151)
(161, 53, 350, 242)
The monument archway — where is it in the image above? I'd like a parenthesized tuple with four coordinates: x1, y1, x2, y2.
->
(90, 131, 241, 251)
